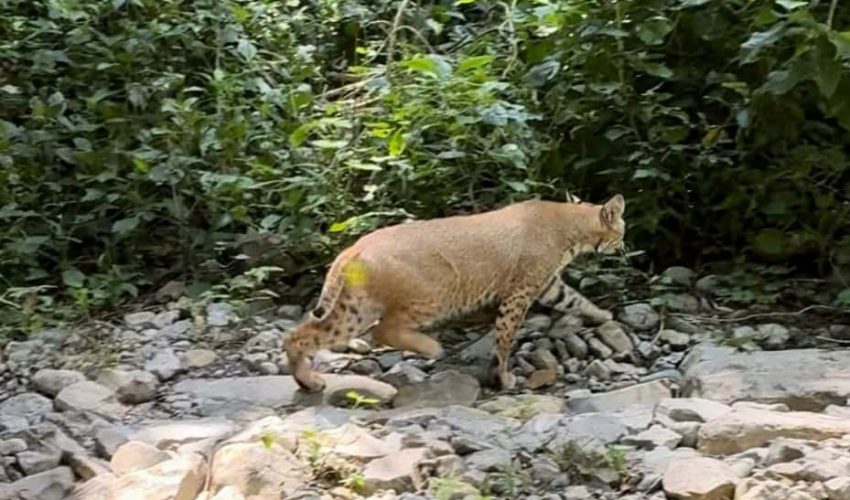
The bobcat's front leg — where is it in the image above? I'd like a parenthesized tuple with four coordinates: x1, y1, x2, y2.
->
(537, 275, 613, 324)
(490, 288, 536, 390)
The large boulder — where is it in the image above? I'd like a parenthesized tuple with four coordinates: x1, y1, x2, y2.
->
(681, 346, 850, 411)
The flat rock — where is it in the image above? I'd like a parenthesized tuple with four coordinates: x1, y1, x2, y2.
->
(698, 407, 850, 455)
(75, 453, 206, 500)
(17, 449, 62, 475)
(478, 394, 565, 421)
(657, 398, 732, 423)
(1, 466, 74, 500)
(464, 448, 512, 472)
(210, 441, 307, 498)
(663, 457, 736, 500)
(681, 345, 850, 411)
(392, 370, 479, 408)
(619, 303, 660, 330)
(55, 381, 122, 418)
(735, 477, 822, 500)
(31, 369, 87, 397)
(825, 477, 850, 500)
(124, 311, 157, 328)
(0, 392, 53, 419)
(97, 369, 159, 404)
(596, 321, 634, 354)
(566, 380, 672, 414)
(622, 424, 682, 450)
(362, 447, 427, 495)
(182, 349, 218, 369)
(145, 348, 183, 381)
(132, 417, 235, 449)
(111, 440, 172, 475)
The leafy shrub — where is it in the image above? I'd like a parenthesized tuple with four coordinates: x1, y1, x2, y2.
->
(1, 0, 848, 331)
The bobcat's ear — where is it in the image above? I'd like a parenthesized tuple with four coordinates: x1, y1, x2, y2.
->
(600, 194, 625, 226)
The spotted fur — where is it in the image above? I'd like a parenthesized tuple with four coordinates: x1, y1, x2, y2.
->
(284, 195, 626, 392)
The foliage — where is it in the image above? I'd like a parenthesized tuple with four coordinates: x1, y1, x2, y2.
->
(1, 0, 849, 330)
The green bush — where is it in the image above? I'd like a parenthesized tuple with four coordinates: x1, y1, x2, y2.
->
(1, 0, 848, 328)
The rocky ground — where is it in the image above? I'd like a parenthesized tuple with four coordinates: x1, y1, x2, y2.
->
(1, 267, 850, 500)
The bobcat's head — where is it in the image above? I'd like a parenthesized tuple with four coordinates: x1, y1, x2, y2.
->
(595, 194, 626, 254)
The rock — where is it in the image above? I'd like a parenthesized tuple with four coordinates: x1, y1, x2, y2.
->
(584, 359, 612, 380)
(459, 331, 495, 364)
(206, 302, 235, 327)
(698, 406, 850, 454)
(597, 321, 634, 354)
(727, 457, 755, 478)
(97, 369, 159, 404)
(732, 326, 759, 343)
(361, 447, 427, 495)
(325, 423, 400, 458)
(464, 448, 512, 472)
(663, 266, 696, 286)
(132, 418, 235, 449)
(681, 346, 850, 411)
(110, 441, 172, 475)
(478, 394, 564, 421)
(17, 448, 62, 475)
(182, 349, 218, 369)
(735, 477, 821, 500)
(566, 380, 672, 414)
(552, 412, 628, 447)
(0, 438, 27, 455)
(2, 466, 74, 500)
(622, 424, 682, 450)
(620, 303, 660, 330)
(145, 348, 183, 381)
(825, 477, 850, 500)
(381, 361, 427, 387)
(0, 392, 52, 421)
(657, 398, 732, 423)
(393, 370, 479, 408)
(124, 311, 156, 328)
(530, 348, 559, 371)
(55, 381, 121, 416)
(527, 369, 557, 389)
(763, 439, 806, 466)
(31, 369, 87, 397)
(210, 440, 306, 498)
(94, 425, 129, 458)
(659, 330, 691, 350)
(696, 275, 719, 293)
(347, 338, 372, 354)
(75, 453, 206, 500)
(587, 337, 613, 359)
(663, 457, 736, 500)
(561, 332, 589, 358)
(758, 323, 791, 350)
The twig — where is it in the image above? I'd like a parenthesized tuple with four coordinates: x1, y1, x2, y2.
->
(499, 0, 519, 79)
(385, 0, 412, 75)
(671, 305, 847, 323)
(828, 0, 839, 29)
(650, 314, 666, 345)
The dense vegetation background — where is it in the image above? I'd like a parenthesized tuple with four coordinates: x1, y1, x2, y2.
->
(1, 0, 849, 330)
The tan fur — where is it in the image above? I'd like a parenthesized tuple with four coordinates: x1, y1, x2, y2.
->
(284, 195, 626, 392)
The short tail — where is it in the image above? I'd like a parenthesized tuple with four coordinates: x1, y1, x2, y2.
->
(311, 246, 361, 320)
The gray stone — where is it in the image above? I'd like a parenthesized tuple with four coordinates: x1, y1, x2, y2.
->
(459, 331, 494, 364)
(584, 359, 612, 380)
(587, 337, 613, 359)
(620, 303, 660, 330)
(596, 321, 634, 354)
(182, 349, 218, 369)
(94, 425, 129, 458)
(132, 417, 235, 449)
(622, 425, 682, 450)
(124, 311, 156, 328)
(393, 370, 479, 409)
(206, 302, 234, 327)
(682, 345, 850, 411)
(763, 439, 806, 466)
(659, 330, 691, 350)
(381, 361, 428, 387)
(55, 381, 120, 416)
(758, 323, 791, 350)
(145, 348, 182, 381)
(663, 266, 696, 287)
(2, 466, 73, 500)
(696, 274, 719, 293)
(663, 457, 736, 500)
(464, 448, 512, 472)
(244, 331, 280, 352)
(657, 398, 732, 423)
(825, 477, 850, 500)
(17, 448, 62, 475)
(0, 438, 28, 455)
(31, 369, 87, 397)
(561, 332, 589, 358)
(361, 447, 427, 495)
(530, 348, 559, 371)
(96, 369, 158, 404)
(566, 380, 672, 414)
(478, 394, 565, 421)
(152, 310, 180, 329)
(0, 392, 52, 420)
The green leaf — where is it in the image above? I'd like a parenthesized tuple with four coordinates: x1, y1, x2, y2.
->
(310, 139, 348, 149)
(836, 288, 850, 306)
(637, 17, 672, 46)
(829, 31, 850, 59)
(641, 62, 673, 79)
(813, 53, 842, 99)
(261, 433, 275, 450)
(775, 0, 807, 10)
(459, 55, 494, 73)
(62, 269, 86, 288)
(112, 217, 140, 236)
(388, 129, 405, 157)
(133, 157, 150, 174)
(290, 122, 317, 147)
(740, 24, 785, 64)
(455, 0, 477, 4)
(679, 0, 711, 6)
(752, 229, 788, 258)
(400, 55, 452, 80)
(757, 67, 804, 95)
(236, 40, 258, 61)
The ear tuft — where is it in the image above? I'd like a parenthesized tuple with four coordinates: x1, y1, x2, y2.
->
(600, 194, 625, 226)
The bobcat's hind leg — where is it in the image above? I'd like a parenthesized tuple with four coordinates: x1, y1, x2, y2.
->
(285, 295, 379, 392)
(537, 275, 612, 324)
(490, 288, 536, 390)
(371, 309, 444, 360)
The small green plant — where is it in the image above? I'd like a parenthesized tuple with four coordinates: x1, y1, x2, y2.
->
(341, 472, 366, 493)
(430, 477, 491, 500)
(344, 390, 381, 409)
(606, 445, 628, 477)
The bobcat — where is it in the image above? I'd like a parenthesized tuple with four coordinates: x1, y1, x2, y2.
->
(284, 194, 626, 392)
